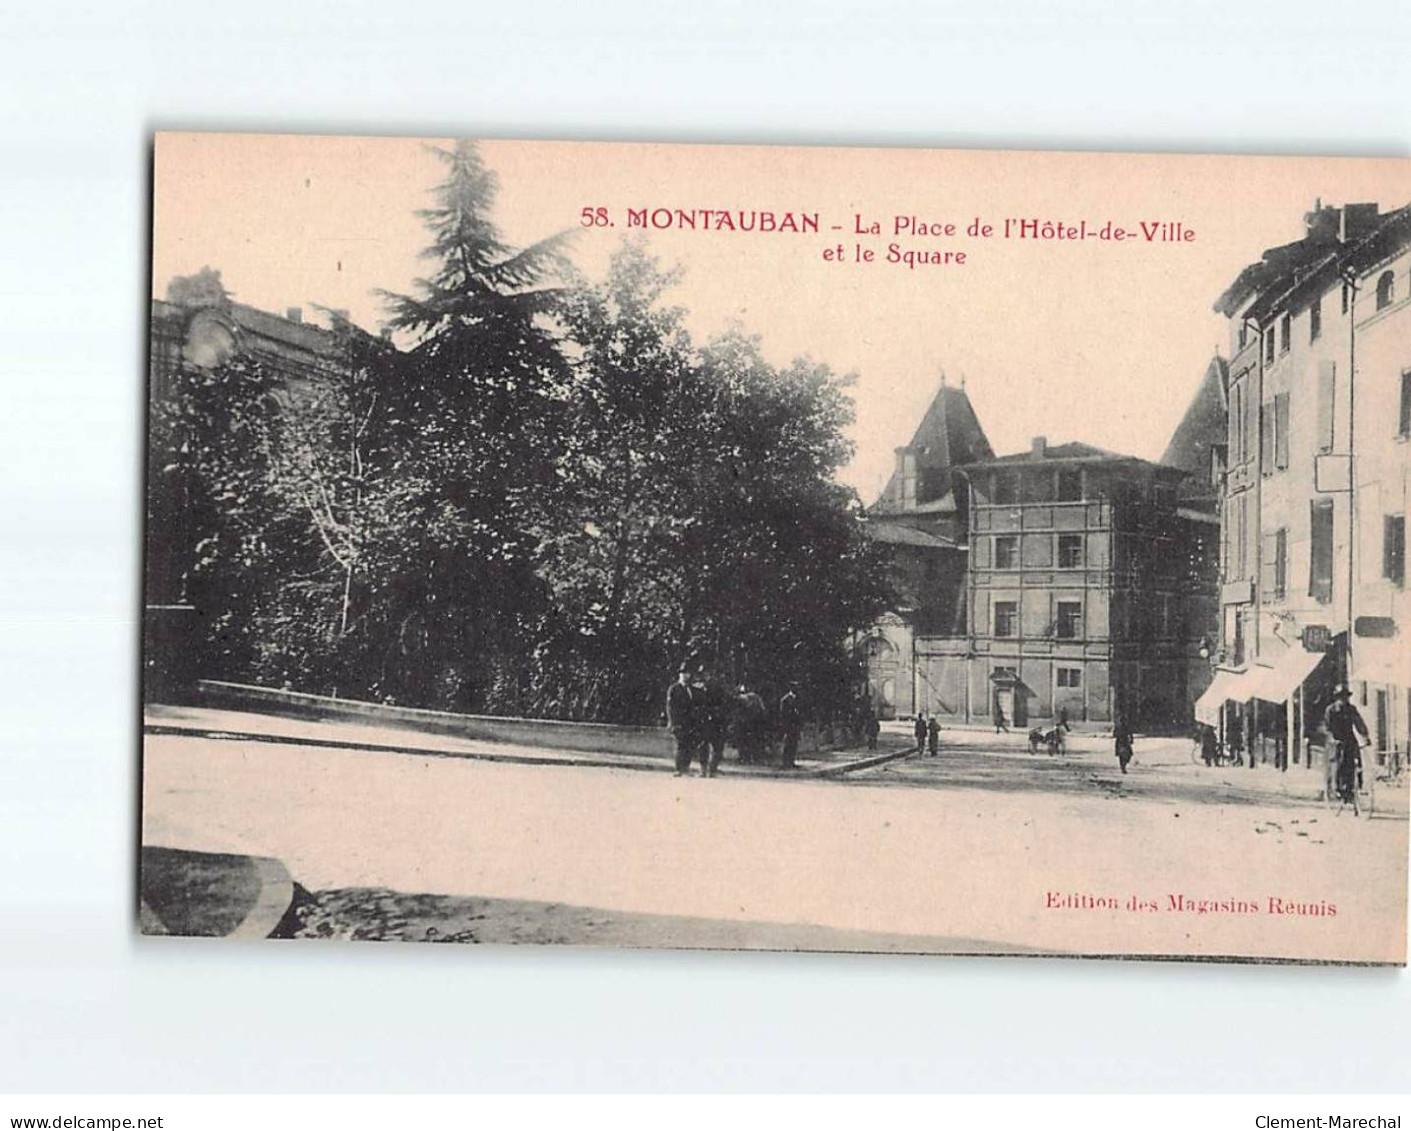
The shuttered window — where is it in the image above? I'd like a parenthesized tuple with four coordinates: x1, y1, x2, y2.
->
(1237, 493, 1248, 579)
(1245, 379, 1258, 465)
(1274, 392, 1290, 470)
(1262, 527, 1288, 602)
(1310, 498, 1334, 604)
(1386, 515, 1406, 588)
(1316, 361, 1336, 454)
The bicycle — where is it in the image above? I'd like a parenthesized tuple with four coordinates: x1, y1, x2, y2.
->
(1374, 748, 1406, 790)
(1325, 740, 1374, 818)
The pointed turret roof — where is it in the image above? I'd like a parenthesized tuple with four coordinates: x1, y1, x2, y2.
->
(872, 382, 994, 513)
(1161, 354, 1229, 504)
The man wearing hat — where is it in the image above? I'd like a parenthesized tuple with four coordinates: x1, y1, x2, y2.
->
(666, 663, 698, 777)
(1323, 685, 1371, 811)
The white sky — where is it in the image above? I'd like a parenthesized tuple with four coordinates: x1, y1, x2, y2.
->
(152, 134, 1411, 502)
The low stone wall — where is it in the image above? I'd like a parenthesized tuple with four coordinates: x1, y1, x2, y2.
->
(196, 680, 838, 759)
(197, 680, 676, 759)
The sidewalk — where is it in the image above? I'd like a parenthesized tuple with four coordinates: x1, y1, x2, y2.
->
(144, 703, 918, 780)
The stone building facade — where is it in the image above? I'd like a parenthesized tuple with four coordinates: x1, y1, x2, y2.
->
(860, 384, 1220, 730)
(1202, 202, 1411, 765)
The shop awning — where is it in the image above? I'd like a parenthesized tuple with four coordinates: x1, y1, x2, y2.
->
(1194, 667, 1256, 727)
(1246, 647, 1325, 707)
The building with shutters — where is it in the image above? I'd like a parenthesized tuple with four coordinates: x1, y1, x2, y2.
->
(1201, 201, 1411, 767)
(860, 383, 1220, 730)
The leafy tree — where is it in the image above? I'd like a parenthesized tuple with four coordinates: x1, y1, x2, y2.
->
(376, 141, 575, 711)
(149, 144, 894, 730)
(150, 320, 409, 696)
(538, 240, 895, 723)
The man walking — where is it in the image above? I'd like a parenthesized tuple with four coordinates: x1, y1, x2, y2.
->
(1114, 716, 1134, 775)
(735, 683, 766, 764)
(699, 663, 729, 778)
(864, 708, 880, 751)
(779, 686, 803, 770)
(927, 715, 941, 758)
(913, 714, 927, 752)
(666, 664, 697, 777)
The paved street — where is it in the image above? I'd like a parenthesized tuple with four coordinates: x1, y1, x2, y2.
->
(142, 728, 1408, 962)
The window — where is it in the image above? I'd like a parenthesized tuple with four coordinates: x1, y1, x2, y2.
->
(1230, 382, 1245, 464)
(1265, 329, 1276, 365)
(1057, 533, 1084, 568)
(1317, 361, 1336, 453)
(1057, 468, 1082, 501)
(1237, 493, 1248, 579)
(994, 601, 1018, 638)
(1238, 322, 1249, 350)
(1310, 498, 1335, 604)
(1274, 392, 1290, 470)
(1400, 369, 1411, 437)
(1221, 499, 1232, 577)
(1386, 514, 1406, 588)
(1022, 470, 1052, 503)
(994, 535, 1019, 569)
(1279, 312, 1291, 354)
(1056, 667, 1082, 688)
(1244, 376, 1258, 464)
(1262, 527, 1288, 602)
(1055, 600, 1082, 639)
(1269, 397, 1281, 473)
(993, 472, 1019, 505)
(1310, 296, 1322, 342)
(1376, 270, 1395, 310)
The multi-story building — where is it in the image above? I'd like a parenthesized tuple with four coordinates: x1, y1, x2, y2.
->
(955, 438, 1213, 729)
(862, 386, 1220, 730)
(861, 381, 992, 718)
(1202, 202, 1410, 766)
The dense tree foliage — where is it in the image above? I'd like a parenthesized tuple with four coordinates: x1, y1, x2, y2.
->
(149, 142, 894, 724)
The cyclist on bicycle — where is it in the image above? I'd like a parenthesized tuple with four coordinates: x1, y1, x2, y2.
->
(1323, 685, 1370, 813)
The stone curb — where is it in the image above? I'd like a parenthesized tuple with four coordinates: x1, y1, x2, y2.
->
(139, 850, 295, 940)
(231, 856, 296, 940)
(143, 721, 917, 781)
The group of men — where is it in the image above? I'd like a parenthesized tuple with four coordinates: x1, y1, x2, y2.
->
(912, 714, 942, 757)
(666, 663, 804, 777)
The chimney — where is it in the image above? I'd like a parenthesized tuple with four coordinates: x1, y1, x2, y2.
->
(286, 306, 302, 324)
(1340, 203, 1380, 243)
(1031, 436, 1048, 457)
(1305, 205, 1340, 244)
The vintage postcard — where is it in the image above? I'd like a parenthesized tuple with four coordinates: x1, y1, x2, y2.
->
(141, 132, 1410, 963)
